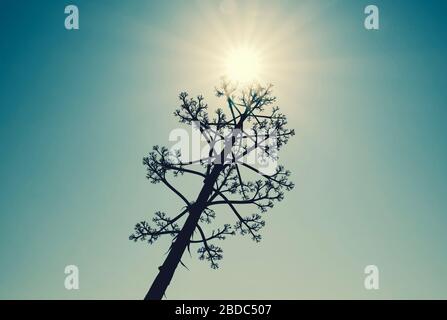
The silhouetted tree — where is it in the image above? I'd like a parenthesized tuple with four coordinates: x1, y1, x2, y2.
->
(130, 81, 295, 300)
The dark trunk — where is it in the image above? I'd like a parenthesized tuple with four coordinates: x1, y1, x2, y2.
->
(144, 165, 223, 300)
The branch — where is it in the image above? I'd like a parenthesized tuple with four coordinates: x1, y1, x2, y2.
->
(210, 188, 262, 242)
(190, 224, 234, 243)
(129, 208, 188, 244)
(196, 224, 223, 269)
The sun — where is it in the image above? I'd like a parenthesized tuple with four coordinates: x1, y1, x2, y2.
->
(224, 46, 262, 84)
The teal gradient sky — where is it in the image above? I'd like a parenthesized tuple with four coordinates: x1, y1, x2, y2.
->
(1, 0, 446, 299)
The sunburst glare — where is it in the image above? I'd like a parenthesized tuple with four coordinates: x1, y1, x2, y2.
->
(136, 0, 334, 101)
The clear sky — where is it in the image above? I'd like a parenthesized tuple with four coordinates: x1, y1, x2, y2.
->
(1, 0, 446, 299)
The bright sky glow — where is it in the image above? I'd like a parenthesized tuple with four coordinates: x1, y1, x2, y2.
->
(224, 46, 262, 84)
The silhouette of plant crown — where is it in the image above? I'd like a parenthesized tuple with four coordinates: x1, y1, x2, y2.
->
(130, 81, 295, 269)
